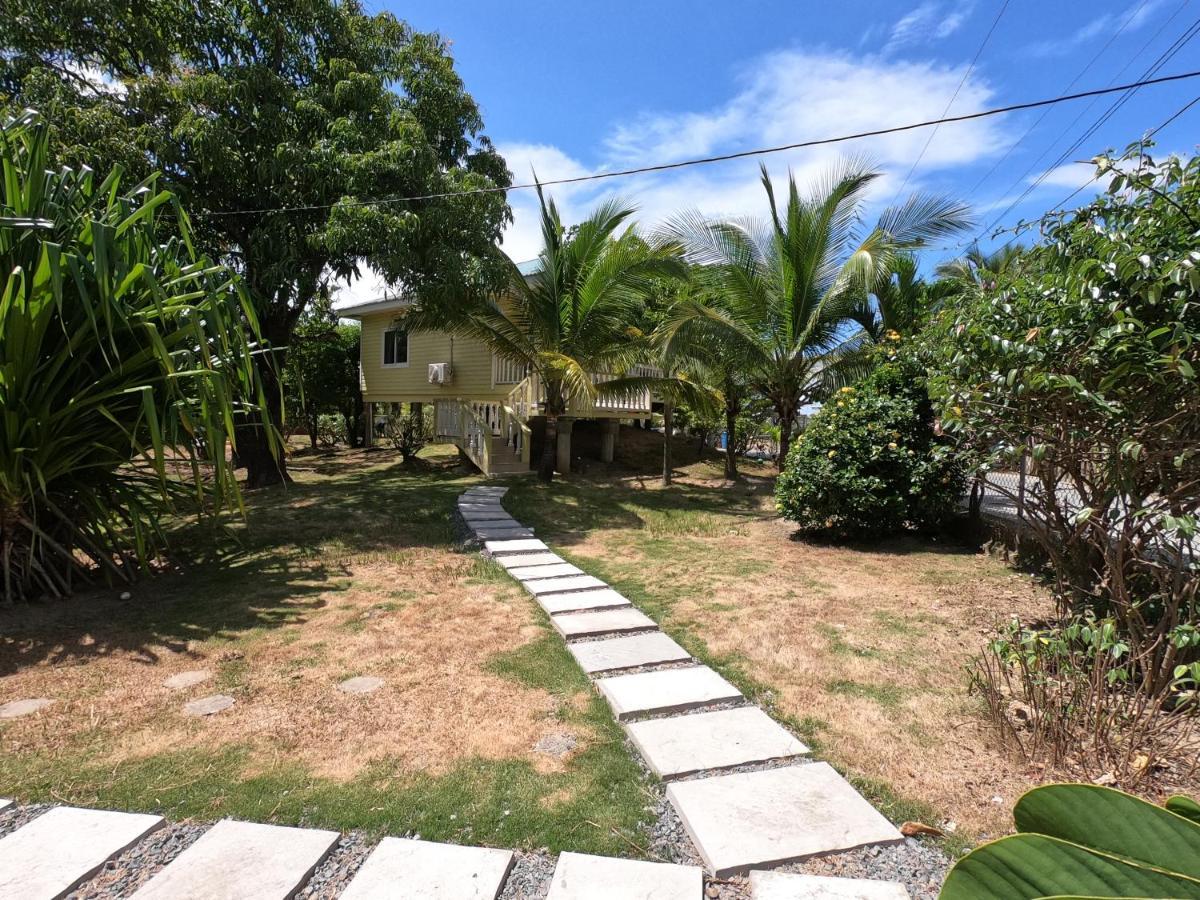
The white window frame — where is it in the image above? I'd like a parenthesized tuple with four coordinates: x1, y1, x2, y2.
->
(381, 326, 409, 368)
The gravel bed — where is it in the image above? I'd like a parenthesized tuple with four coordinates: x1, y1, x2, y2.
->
(294, 831, 374, 899)
(584, 659, 700, 677)
(666, 754, 815, 783)
(497, 849, 556, 900)
(621, 697, 751, 723)
(69, 821, 211, 898)
(782, 838, 950, 900)
(0, 802, 51, 838)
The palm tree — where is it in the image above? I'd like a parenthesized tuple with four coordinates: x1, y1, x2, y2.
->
(936, 242, 1024, 292)
(408, 186, 685, 481)
(663, 161, 971, 470)
(848, 253, 930, 342)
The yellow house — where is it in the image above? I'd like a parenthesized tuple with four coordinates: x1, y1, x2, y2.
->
(340, 289, 654, 476)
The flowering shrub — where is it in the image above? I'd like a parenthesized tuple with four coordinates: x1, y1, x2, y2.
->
(775, 343, 963, 539)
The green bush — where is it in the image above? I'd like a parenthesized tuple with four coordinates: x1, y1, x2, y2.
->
(775, 344, 962, 539)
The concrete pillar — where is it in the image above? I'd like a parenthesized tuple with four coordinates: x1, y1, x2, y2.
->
(363, 401, 374, 448)
(556, 417, 575, 474)
(600, 419, 619, 463)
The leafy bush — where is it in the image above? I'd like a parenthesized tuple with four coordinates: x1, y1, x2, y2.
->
(283, 308, 363, 448)
(940, 783, 1200, 899)
(0, 112, 265, 602)
(383, 407, 432, 460)
(775, 343, 963, 539)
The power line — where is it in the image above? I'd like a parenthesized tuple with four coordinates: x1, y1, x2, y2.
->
(199, 68, 1200, 218)
(973, 14, 1200, 242)
(963, 0, 1162, 200)
(889, 0, 1011, 204)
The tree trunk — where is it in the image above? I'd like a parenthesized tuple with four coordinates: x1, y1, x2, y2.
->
(307, 412, 318, 450)
(238, 317, 291, 488)
(539, 414, 557, 483)
(724, 399, 739, 480)
(662, 401, 674, 487)
(777, 409, 795, 472)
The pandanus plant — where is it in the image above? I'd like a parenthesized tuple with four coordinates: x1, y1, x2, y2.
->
(0, 111, 269, 603)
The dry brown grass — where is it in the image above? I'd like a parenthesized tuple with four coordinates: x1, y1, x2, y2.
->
(0, 448, 588, 783)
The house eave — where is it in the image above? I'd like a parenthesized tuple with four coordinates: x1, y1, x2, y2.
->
(337, 297, 413, 319)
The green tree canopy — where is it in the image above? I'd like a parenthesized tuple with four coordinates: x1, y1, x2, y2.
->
(2, 0, 512, 485)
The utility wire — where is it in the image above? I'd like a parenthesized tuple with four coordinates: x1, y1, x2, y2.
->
(888, 0, 1011, 205)
(198, 69, 1200, 218)
(973, 14, 1200, 242)
(963, 0, 1162, 199)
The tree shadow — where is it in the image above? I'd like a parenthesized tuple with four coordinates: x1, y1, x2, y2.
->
(0, 447, 484, 676)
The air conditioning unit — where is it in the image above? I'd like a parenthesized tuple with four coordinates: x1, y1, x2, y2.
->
(428, 362, 453, 385)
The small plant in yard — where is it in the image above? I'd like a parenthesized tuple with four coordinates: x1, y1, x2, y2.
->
(775, 343, 963, 539)
(940, 783, 1200, 899)
(383, 407, 433, 460)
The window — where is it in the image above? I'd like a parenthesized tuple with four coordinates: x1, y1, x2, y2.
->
(382, 327, 408, 367)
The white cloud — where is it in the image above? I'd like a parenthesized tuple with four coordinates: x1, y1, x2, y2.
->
(1026, 0, 1165, 57)
(495, 49, 1008, 259)
(888, 2, 976, 52)
(1034, 162, 1097, 190)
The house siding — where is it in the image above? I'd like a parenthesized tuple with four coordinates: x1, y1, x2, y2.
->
(358, 311, 508, 403)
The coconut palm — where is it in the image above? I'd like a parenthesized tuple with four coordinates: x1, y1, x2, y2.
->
(408, 186, 685, 481)
(663, 161, 971, 470)
(936, 241, 1024, 292)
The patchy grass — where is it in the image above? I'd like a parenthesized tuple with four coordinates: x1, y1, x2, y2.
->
(0, 443, 651, 855)
(507, 426, 1057, 841)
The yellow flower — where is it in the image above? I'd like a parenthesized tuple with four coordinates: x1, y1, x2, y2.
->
(839, 386, 855, 394)
(827, 450, 837, 458)
(886, 329, 902, 341)
(952, 405, 963, 416)
(887, 442, 898, 450)
(836, 400, 844, 407)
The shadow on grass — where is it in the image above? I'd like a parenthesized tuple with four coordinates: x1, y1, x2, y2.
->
(0, 447, 486, 676)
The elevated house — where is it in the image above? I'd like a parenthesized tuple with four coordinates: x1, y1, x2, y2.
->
(340, 266, 655, 476)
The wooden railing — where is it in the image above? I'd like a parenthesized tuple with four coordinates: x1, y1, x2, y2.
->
(492, 355, 527, 386)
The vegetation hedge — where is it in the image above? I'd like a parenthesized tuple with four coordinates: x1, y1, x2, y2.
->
(775, 341, 963, 539)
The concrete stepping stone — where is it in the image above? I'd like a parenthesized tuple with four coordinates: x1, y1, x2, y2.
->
(183, 694, 235, 716)
(509, 562, 585, 581)
(595, 665, 742, 720)
(463, 513, 518, 526)
(0, 806, 163, 899)
(464, 486, 507, 495)
(523, 574, 607, 596)
(485, 538, 549, 554)
(163, 670, 212, 690)
(550, 608, 657, 639)
(457, 501, 506, 512)
(341, 837, 513, 900)
(546, 851, 702, 900)
(495, 552, 565, 570)
(568, 631, 691, 674)
(666, 763, 903, 877)
(338, 676, 384, 695)
(0, 799, 10, 813)
(537, 588, 632, 615)
(473, 526, 534, 540)
(625, 707, 809, 779)
(0, 698, 53, 719)
(750, 870, 910, 899)
(130, 819, 339, 899)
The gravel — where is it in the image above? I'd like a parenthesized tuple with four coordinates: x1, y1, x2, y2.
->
(496, 849, 555, 900)
(69, 821, 210, 898)
(0, 803, 51, 839)
(782, 838, 950, 900)
(294, 831, 374, 899)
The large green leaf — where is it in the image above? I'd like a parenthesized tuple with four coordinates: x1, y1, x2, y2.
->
(939, 833, 1200, 900)
(1014, 784, 1200, 880)
(1167, 796, 1200, 827)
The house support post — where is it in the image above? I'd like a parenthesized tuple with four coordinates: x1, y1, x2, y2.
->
(600, 419, 619, 463)
(556, 417, 576, 474)
(364, 401, 374, 448)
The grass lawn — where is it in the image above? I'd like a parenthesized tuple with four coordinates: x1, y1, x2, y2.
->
(507, 425, 1057, 840)
(0, 443, 652, 856)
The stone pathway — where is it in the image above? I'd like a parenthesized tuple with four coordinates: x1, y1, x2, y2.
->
(461, 485, 909, 891)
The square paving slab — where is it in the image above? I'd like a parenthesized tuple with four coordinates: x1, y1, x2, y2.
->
(473, 526, 534, 540)
(0, 806, 164, 899)
(595, 665, 742, 719)
(462, 512, 517, 524)
(546, 851, 702, 900)
(524, 574, 607, 596)
(625, 706, 809, 779)
(130, 819, 339, 899)
(495, 551, 564, 569)
(340, 837, 513, 900)
(551, 607, 657, 639)
(568, 631, 691, 674)
(666, 763, 903, 877)
(537, 588, 632, 615)
(0, 799, 10, 813)
(749, 870, 910, 899)
(510, 562, 585, 580)
(485, 538, 549, 554)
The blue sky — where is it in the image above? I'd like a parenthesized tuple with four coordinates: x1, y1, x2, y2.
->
(345, 0, 1199, 300)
